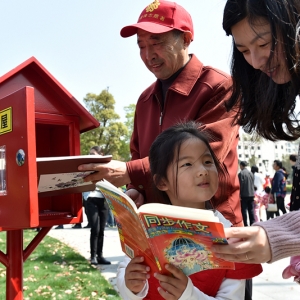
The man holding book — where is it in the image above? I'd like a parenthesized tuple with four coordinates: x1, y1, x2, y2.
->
(79, 1, 242, 227)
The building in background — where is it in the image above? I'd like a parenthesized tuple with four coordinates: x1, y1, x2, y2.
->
(237, 131, 298, 181)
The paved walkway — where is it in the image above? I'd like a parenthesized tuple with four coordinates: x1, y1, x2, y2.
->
(48, 218, 300, 299)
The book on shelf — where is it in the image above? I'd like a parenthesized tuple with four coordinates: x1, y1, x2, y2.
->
(37, 155, 112, 197)
(96, 180, 234, 276)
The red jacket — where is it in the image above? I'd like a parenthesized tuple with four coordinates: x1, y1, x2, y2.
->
(126, 54, 242, 226)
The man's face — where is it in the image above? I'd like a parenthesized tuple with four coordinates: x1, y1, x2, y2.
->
(137, 29, 187, 80)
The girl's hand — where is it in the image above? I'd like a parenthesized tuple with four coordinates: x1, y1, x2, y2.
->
(125, 256, 150, 294)
(154, 264, 188, 299)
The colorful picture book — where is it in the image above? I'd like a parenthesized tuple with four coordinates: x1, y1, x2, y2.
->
(96, 180, 234, 276)
(37, 155, 112, 197)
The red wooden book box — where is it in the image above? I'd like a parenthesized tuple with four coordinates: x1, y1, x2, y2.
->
(0, 57, 99, 299)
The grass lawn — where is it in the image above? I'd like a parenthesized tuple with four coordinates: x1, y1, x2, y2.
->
(0, 230, 121, 300)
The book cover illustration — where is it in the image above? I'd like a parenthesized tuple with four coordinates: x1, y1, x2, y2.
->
(140, 213, 234, 276)
(38, 171, 95, 193)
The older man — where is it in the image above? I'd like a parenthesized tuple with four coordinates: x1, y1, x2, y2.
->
(79, 0, 241, 226)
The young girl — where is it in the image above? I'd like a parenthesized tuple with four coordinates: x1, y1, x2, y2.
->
(261, 186, 276, 220)
(212, 0, 300, 280)
(117, 121, 262, 300)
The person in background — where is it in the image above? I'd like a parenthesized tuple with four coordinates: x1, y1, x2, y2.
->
(261, 186, 276, 220)
(253, 187, 261, 222)
(82, 191, 92, 228)
(251, 165, 265, 221)
(263, 174, 271, 189)
(238, 161, 255, 226)
(271, 160, 287, 216)
(289, 154, 297, 179)
(117, 121, 262, 300)
(106, 206, 116, 228)
(86, 146, 111, 265)
(251, 166, 265, 193)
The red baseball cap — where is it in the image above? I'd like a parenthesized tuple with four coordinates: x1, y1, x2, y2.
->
(120, 0, 194, 40)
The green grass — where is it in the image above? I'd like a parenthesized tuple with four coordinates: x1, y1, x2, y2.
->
(0, 230, 121, 300)
(286, 184, 292, 193)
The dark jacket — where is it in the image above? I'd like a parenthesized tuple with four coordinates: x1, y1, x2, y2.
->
(271, 169, 287, 197)
(238, 168, 254, 198)
(126, 54, 242, 226)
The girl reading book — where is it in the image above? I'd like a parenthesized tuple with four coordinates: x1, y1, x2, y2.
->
(117, 121, 262, 300)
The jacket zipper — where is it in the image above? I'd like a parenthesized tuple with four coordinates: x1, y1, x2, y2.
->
(155, 94, 163, 126)
(156, 90, 169, 127)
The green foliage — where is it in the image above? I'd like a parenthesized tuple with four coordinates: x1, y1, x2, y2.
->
(286, 184, 292, 193)
(0, 230, 120, 300)
(80, 89, 128, 160)
(117, 104, 136, 161)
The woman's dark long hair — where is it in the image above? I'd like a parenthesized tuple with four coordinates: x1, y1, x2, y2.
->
(149, 121, 229, 207)
(223, 0, 300, 141)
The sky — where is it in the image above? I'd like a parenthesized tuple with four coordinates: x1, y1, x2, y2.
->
(0, 0, 232, 120)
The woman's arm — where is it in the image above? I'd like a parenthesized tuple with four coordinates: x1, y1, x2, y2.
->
(212, 212, 300, 263)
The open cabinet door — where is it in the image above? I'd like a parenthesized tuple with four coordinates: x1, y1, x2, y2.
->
(0, 86, 38, 229)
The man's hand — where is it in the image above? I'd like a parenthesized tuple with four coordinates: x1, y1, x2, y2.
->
(125, 256, 150, 294)
(154, 264, 188, 300)
(212, 226, 272, 263)
(78, 160, 130, 187)
(126, 189, 145, 208)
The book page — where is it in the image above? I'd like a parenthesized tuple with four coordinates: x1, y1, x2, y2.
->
(138, 203, 219, 222)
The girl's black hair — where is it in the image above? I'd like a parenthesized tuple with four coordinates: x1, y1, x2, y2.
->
(223, 0, 300, 141)
(149, 121, 228, 207)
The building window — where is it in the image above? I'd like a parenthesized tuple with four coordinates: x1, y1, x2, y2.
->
(245, 154, 249, 158)
(259, 163, 262, 167)
(258, 155, 261, 158)
(275, 145, 278, 149)
(238, 145, 241, 149)
(239, 154, 242, 158)
(251, 146, 254, 149)
(258, 146, 260, 150)
(245, 146, 248, 150)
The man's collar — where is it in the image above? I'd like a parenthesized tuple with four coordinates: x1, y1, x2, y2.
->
(150, 54, 203, 96)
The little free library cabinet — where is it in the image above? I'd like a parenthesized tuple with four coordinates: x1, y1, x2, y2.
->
(0, 57, 99, 299)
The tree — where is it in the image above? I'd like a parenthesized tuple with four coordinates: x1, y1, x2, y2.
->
(80, 89, 129, 160)
(240, 132, 263, 166)
(117, 104, 136, 161)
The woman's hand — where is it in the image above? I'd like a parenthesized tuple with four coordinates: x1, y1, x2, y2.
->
(154, 264, 188, 299)
(125, 256, 150, 294)
(212, 226, 272, 263)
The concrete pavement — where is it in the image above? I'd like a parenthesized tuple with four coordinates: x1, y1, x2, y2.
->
(48, 219, 300, 299)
